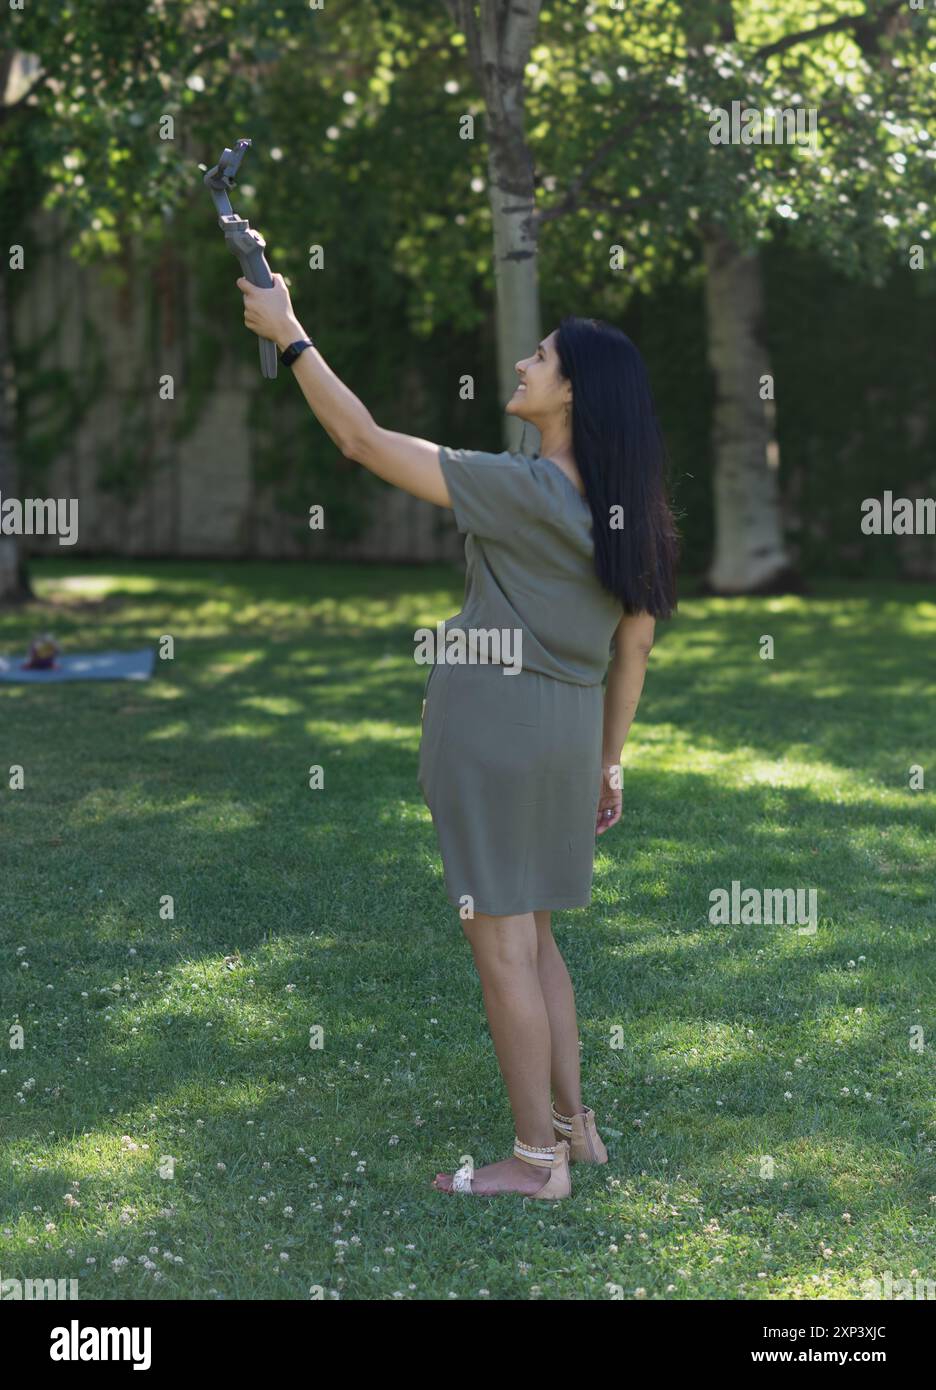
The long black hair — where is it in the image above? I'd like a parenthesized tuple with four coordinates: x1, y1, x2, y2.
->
(553, 315, 679, 619)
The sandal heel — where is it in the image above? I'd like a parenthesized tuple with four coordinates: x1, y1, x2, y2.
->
(552, 1105, 608, 1164)
(525, 1139, 571, 1200)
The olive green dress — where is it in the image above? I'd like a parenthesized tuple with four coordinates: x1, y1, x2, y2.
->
(417, 446, 624, 917)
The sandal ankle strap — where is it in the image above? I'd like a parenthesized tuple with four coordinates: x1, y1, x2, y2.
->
(513, 1137, 559, 1167)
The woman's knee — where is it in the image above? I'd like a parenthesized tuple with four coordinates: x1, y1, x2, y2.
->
(461, 910, 538, 972)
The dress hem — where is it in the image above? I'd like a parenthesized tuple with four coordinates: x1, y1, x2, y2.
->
(444, 895, 590, 916)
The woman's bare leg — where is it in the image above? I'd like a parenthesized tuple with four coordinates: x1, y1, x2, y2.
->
(432, 909, 558, 1195)
(533, 909, 584, 1118)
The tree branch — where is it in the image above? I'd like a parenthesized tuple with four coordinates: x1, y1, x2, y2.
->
(753, 0, 902, 60)
(535, 96, 681, 225)
(541, 193, 644, 224)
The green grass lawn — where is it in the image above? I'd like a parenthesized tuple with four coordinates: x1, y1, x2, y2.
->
(1, 559, 935, 1301)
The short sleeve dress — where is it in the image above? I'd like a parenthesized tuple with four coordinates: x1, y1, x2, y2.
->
(417, 446, 624, 917)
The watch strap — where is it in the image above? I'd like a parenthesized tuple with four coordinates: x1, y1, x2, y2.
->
(280, 338, 315, 367)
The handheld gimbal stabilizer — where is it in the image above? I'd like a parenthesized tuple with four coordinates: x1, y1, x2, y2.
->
(203, 138, 277, 379)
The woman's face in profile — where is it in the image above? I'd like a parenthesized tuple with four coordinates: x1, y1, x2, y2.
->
(507, 330, 560, 419)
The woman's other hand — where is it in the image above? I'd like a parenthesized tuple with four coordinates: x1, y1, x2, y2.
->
(595, 763, 622, 835)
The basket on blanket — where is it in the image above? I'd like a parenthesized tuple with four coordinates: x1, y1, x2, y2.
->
(23, 633, 60, 670)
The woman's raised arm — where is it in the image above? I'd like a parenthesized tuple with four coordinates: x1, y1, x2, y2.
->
(343, 427, 452, 507)
(238, 274, 452, 508)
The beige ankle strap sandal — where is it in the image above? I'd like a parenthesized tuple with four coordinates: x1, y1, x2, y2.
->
(449, 1138, 572, 1199)
(551, 1103, 609, 1164)
(513, 1137, 572, 1200)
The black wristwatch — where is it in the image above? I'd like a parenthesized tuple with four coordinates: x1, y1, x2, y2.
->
(280, 338, 315, 368)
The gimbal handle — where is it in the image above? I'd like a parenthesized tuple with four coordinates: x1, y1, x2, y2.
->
(204, 139, 278, 379)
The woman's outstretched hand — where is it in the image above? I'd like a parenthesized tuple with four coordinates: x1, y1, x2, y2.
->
(595, 763, 622, 835)
(236, 272, 304, 349)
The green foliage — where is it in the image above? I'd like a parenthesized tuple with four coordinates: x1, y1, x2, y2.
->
(2, 0, 933, 568)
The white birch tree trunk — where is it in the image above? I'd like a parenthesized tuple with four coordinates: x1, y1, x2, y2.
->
(446, 0, 542, 454)
(703, 224, 793, 592)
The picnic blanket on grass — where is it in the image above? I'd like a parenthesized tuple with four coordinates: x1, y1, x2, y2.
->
(0, 648, 155, 683)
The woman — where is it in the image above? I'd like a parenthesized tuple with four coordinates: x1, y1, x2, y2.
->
(238, 274, 679, 1200)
